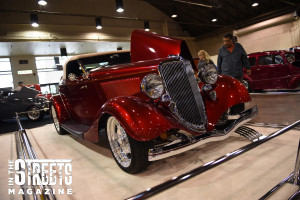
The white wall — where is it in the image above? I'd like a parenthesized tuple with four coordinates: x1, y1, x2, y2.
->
(237, 17, 300, 53)
(194, 14, 300, 65)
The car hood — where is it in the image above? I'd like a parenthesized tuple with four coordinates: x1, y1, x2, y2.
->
(130, 30, 197, 71)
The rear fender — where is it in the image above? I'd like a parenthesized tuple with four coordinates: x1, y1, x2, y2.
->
(288, 75, 300, 89)
(203, 75, 251, 131)
(96, 96, 182, 142)
(50, 95, 70, 123)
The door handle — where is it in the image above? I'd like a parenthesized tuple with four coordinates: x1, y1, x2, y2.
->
(80, 85, 87, 89)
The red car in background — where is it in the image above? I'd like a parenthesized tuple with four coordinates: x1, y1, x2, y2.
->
(243, 49, 300, 92)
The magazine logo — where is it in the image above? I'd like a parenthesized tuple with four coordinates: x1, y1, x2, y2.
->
(8, 159, 73, 195)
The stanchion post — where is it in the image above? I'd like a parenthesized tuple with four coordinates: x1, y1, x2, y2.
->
(292, 139, 300, 185)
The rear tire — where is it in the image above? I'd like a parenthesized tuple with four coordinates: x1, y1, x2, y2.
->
(106, 116, 149, 174)
(26, 106, 44, 121)
(50, 105, 67, 135)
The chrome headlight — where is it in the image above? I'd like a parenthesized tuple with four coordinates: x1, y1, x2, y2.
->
(199, 64, 218, 84)
(141, 74, 164, 99)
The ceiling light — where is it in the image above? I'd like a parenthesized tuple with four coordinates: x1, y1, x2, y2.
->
(31, 14, 39, 27)
(144, 21, 150, 31)
(95, 17, 102, 30)
(37, 0, 47, 6)
(171, 14, 177, 18)
(38, 0, 47, 6)
(212, 18, 217, 22)
(252, 0, 259, 7)
(116, 0, 124, 13)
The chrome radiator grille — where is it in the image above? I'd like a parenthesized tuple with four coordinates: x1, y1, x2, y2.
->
(158, 60, 207, 131)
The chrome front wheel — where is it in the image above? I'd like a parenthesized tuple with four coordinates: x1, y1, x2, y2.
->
(106, 116, 149, 173)
(107, 116, 132, 168)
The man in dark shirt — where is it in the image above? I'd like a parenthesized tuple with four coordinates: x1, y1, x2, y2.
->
(217, 33, 251, 82)
(217, 33, 251, 114)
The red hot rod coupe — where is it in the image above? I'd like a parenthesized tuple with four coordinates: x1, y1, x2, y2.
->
(243, 49, 300, 92)
(50, 30, 258, 173)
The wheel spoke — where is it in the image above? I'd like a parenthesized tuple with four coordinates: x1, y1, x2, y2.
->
(107, 116, 132, 168)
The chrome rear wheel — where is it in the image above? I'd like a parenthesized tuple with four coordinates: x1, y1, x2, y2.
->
(50, 105, 67, 135)
(27, 106, 44, 121)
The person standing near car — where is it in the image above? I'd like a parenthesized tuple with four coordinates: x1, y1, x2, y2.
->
(217, 33, 251, 82)
(217, 33, 251, 113)
(16, 81, 24, 91)
(197, 50, 215, 73)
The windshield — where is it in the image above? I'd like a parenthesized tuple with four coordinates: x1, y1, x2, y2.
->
(79, 52, 131, 72)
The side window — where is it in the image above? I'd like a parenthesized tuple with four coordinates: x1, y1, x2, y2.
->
(248, 57, 256, 67)
(274, 55, 284, 64)
(259, 55, 273, 65)
(66, 60, 83, 78)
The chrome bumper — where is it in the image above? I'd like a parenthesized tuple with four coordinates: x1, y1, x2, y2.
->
(148, 106, 258, 161)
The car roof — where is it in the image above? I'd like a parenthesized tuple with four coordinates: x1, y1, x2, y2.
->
(248, 50, 293, 57)
(65, 50, 130, 63)
(63, 50, 130, 80)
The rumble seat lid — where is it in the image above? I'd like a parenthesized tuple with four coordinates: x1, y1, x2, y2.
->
(130, 30, 197, 71)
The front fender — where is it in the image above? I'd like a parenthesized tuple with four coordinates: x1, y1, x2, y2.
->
(203, 75, 252, 131)
(98, 96, 182, 142)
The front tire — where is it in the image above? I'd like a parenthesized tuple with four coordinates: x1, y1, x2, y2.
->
(27, 106, 44, 121)
(242, 79, 252, 93)
(50, 105, 67, 135)
(106, 116, 149, 174)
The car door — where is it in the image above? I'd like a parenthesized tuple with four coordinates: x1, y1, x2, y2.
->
(268, 54, 289, 89)
(63, 60, 102, 126)
(0, 93, 17, 119)
(65, 77, 101, 126)
(0, 90, 31, 120)
(251, 55, 272, 89)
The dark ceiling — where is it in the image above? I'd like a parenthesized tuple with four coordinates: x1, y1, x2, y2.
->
(145, 0, 300, 38)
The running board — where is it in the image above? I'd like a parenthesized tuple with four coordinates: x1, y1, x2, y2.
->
(235, 126, 266, 142)
(61, 121, 89, 139)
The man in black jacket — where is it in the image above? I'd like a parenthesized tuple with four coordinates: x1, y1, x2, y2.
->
(217, 33, 251, 82)
(217, 33, 251, 114)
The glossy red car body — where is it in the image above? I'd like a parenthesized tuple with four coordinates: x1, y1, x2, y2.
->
(51, 30, 250, 142)
(51, 30, 256, 173)
(243, 50, 300, 91)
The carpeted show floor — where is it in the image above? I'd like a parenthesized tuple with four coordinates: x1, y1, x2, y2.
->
(0, 122, 299, 200)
